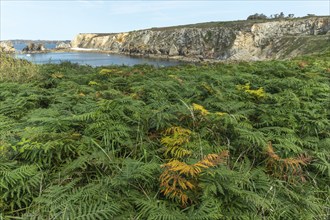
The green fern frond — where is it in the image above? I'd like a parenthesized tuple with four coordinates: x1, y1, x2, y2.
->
(68, 201, 121, 220)
(135, 198, 185, 220)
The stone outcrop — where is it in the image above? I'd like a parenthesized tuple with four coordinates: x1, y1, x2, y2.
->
(0, 41, 15, 53)
(56, 42, 71, 49)
(71, 17, 330, 61)
(22, 43, 46, 53)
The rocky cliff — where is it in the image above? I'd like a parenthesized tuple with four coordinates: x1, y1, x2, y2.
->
(0, 41, 15, 53)
(71, 17, 330, 61)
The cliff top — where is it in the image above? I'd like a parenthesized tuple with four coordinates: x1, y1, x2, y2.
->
(84, 15, 330, 36)
(148, 15, 330, 31)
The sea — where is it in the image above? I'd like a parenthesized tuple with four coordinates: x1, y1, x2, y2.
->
(13, 43, 57, 51)
(13, 43, 182, 67)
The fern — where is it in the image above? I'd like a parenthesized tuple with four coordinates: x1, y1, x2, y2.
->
(110, 158, 160, 188)
(264, 142, 311, 182)
(161, 126, 192, 159)
(160, 151, 228, 205)
(0, 161, 42, 213)
(186, 200, 222, 220)
(1, 50, 329, 218)
(135, 198, 185, 220)
(67, 202, 120, 220)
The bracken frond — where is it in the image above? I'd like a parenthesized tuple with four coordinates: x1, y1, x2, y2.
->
(192, 103, 210, 116)
(160, 151, 229, 206)
(161, 126, 192, 159)
(265, 142, 311, 182)
(195, 151, 229, 169)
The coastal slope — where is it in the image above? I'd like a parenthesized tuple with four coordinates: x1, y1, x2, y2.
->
(71, 16, 330, 61)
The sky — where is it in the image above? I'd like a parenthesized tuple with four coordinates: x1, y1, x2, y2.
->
(0, 0, 329, 40)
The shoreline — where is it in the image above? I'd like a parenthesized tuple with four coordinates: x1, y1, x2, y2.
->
(17, 47, 222, 64)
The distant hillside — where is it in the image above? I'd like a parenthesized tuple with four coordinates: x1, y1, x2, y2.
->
(5, 40, 71, 44)
(72, 16, 330, 61)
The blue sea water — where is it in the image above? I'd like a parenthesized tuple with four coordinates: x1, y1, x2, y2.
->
(13, 43, 27, 51)
(14, 52, 182, 67)
(13, 43, 57, 51)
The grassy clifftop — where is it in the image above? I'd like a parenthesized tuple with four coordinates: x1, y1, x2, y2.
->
(91, 16, 329, 33)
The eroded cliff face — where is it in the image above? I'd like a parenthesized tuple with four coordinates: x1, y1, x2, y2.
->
(71, 17, 330, 61)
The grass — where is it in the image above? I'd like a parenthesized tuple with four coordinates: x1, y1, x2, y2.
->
(88, 16, 330, 36)
(0, 53, 40, 82)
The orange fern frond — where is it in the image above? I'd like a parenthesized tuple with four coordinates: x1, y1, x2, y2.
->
(160, 150, 229, 206)
(159, 166, 195, 206)
(162, 160, 201, 177)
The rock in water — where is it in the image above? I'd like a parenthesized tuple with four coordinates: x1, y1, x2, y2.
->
(22, 43, 46, 53)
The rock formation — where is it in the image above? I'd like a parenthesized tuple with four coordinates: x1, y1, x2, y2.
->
(0, 41, 15, 53)
(71, 16, 330, 61)
(22, 43, 46, 53)
(56, 42, 71, 49)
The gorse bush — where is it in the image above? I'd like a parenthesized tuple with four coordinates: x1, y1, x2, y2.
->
(0, 51, 329, 219)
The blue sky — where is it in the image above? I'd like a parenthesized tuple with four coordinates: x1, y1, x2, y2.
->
(1, 0, 329, 40)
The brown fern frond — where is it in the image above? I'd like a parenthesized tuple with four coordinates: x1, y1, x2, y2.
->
(265, 142, 311, 182)
(159, 166, 194, 206)
(265, 141, 280, 161)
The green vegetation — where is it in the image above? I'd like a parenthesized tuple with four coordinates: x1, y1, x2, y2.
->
(0, 51, 329, 219)
(147, 16, 329, 31)
(247, 12, 295, 20)
(274, 35, 330, 58)
(0, 54, 39, 82)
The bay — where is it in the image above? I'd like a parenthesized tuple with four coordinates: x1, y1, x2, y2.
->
(13, 43, 57, 51)
(14, 52, 182, 67)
